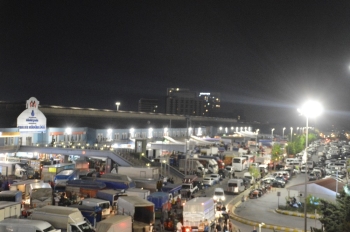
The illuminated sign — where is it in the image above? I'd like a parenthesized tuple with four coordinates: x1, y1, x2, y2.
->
(17, 97, 47, 132)
(199, 92, 210, 96)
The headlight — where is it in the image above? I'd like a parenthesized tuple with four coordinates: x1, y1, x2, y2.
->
(222, 196, 226, 200)
(213, 196, 217, 200)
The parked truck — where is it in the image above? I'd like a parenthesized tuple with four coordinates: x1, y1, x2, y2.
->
(69, 204, 102, 227)
(133, 179, 159, 193)
(180, 182, 198, 199)
(199, 156, 225, 170)
(193, 155, 219, 174)
(65, 179, 106, 198)
(29, 182, 53, 208)
(117, 196, 155, 225)
(0, 161, 35, 179)
(96, 189, 127, 207)
(96, 215, 132, 232)
(182, 197, 216, 231)
(0, 201, 22, 220)
(81, 198, 110, 218)
(125, 188, 150, 200)
(178, 159, 206, 175)
(200, 147, 219, 156)
(147, 192, 169, 211)
(0, 219, 60, 232)
(117, 166, 159, 179)
(30, 205, 94, 232)
(191, 158, 218, 174)
(41, 163, 76, 182)
(0, 191, 22, 203)
(9, 179, 43, 202)
(161, 183, 182, 201)
(93, 177, 135, 190)
(54, 168, 97, 186)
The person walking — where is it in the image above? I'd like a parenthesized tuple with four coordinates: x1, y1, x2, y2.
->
(215, 221, 222, 232)
(204, 219, 209, 232)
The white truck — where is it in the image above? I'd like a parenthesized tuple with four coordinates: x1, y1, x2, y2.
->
(117, 196, 155, 225)
(81, 198, 110, 218)
(0, 201, 22, 221)
(125, 188, 150, 200)
(0, 161, 35, 179)
(117, 166, 159, 179)
(0, 219, 61, 232)
(182, 197, 216, 230)
(30, 205, 94, 232)
(29, 182, 53, 208)
(10, 179, 43, 204)
(200, 147, 219, 155)
(96, 215, 132, 232)
(178, 159, 207, 175)
(180, 182, 198, 199)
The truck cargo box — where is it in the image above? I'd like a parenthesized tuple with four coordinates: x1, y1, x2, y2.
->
(147, 192, 168, 211)
(96, 215, 132, 232)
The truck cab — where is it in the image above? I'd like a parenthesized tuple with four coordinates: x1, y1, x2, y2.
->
(81, 198, 111, 218)
(180, 183, 198, 199)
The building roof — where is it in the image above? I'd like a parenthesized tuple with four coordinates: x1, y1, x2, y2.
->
(288, 178, 345, 193)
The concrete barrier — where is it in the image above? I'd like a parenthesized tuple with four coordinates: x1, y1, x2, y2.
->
(275, 208, 319, 219)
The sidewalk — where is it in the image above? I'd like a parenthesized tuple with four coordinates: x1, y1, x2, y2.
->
(226, 187, 322, 231)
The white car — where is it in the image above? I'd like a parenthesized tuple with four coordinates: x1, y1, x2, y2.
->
(209, 174, 221, 183)
(213, 188, 225, 202)
(203, 177, 215, 186)
(224, 166, 234, 175)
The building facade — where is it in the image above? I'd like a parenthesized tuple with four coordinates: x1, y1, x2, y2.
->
(138, 98, 159, 113)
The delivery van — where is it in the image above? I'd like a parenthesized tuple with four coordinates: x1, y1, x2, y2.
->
(226, 178, 245, 194)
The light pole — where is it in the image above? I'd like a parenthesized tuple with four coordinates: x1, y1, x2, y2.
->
(256, 129, 260, 153)
(290, 127, 293, 143)
(282, 127, 286, 139)
(115, 102, 121, 111)
(259, 223, 265, 232)
(271, 128, 275, 141)
(298, 100, 323, 232)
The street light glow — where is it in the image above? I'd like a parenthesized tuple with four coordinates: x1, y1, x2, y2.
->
(298, 100, 323, 118)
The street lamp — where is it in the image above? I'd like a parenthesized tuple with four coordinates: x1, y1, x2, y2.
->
(115, 102, 121, 111)
(256, 129, 260, 153)
(298, 100, 323, 232)
(259, 223, 265, 232)
(282, 127, 286, 139)
(271, 128, 275, 140)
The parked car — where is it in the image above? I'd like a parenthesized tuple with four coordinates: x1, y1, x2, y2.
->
(308, 171, 320, 181)
(202, 177, 215, 186)
(209, 174, 221, 183)
(224, 166, 235, 176)
(261, 178, 285, 188)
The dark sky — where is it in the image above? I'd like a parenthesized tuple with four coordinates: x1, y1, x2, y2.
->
(1, 1, 350, 128)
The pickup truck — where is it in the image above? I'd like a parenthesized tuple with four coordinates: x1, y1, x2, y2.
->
(180, 183, 198, 199)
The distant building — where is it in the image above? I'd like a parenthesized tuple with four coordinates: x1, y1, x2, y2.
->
(138, 98, 159, 113)
(198, 92, 221, 116)
(166, 88, 204, 116)
(165, 88, 222, 116)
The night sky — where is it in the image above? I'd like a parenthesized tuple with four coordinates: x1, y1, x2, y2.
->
(1, 1, 350, 128)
